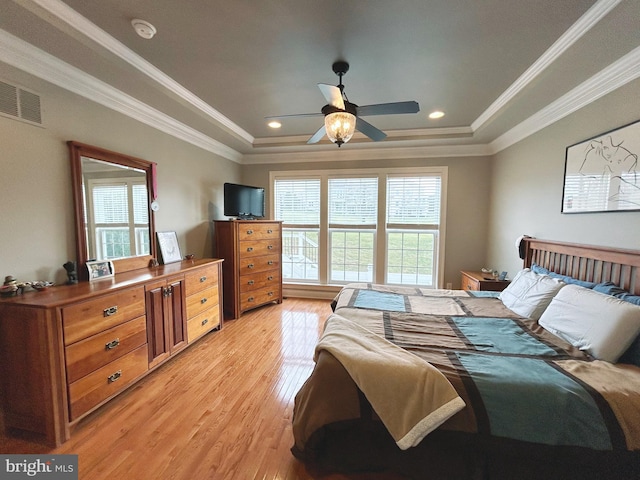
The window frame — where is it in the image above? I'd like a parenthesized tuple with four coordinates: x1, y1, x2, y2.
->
(86, 177, 149, 260)
(270, 166, 448, 288)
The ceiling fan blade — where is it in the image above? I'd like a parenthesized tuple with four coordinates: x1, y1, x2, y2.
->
(356, 101, 420, 116)
(318, 84, 345, 110)
(307, 124, 326, 144)
(356, 117, 387, 142)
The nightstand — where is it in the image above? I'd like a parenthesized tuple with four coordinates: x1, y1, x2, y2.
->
(461, 271, 510, 292)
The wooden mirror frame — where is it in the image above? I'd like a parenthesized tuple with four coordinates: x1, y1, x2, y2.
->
(68, 141, 157, 281)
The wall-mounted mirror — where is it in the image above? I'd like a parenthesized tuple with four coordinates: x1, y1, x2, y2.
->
(68, 141, 157, 280)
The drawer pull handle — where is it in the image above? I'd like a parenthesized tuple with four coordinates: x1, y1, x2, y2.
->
(248, 280, 254, 285)
(200, 276, 207, 283)
(267, 276, 273, 281)
(108, 370, 122, 383)
(200, 297, 208, 304)
(248, 296, 254, 302)
(247, 247, 253, 252)
(201, 318, 209, 326)
(267, 245, 273, 250)
(105, 338, 120, 350)
(267, 260, 274, 265)
(268, 291, 273, 296)
(103, 306, 118, 317)
(247, 229, 253, 235)
(267, 229, 273, 234)
(248, 263, 254, 269)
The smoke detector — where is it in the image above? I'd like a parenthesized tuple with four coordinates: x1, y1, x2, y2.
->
(131, 19, 157, 39)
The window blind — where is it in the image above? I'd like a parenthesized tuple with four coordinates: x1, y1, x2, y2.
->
(387, 176, 441, 225)
(274, 178, 320, 224)
(328, 177, 378, 225)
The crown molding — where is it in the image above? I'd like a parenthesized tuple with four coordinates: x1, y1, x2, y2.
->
(490, 44, 640, 154)
(242, 143, 493, 165)
(471, 0, 621, 131)
(15, 0, 255, 145)
(0, 29, 243, 163)
(3, 0, 636, 165)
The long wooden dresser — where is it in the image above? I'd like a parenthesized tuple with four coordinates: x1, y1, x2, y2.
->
(0, 258, 222, 446)
(214, 220, 283, 319)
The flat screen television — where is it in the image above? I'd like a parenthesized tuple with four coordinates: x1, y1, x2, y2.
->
(223, 183, 265, 219)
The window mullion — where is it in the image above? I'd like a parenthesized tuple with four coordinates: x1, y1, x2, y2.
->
(376, 174, 387, 284)
(319, 174, 329, 285)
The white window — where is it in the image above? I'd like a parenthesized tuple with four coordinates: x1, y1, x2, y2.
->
(86, 179, 150, 259)
(274, 178, 321, 281)
(328, 177, 377, 282)
(272, 167, 447, 288)
(386, 175, 441, 286)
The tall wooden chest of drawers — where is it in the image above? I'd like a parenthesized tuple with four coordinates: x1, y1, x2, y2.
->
(214, 220, 283, 319)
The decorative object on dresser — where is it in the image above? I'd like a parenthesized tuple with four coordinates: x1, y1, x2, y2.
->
(460, 270, 511, 292)
(0, 258, 222, 446)
(86, 259, 115, 281)
(156, 231, 182, 264)
(214, 219, 283, 319)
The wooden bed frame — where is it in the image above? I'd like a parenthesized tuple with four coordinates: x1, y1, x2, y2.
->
(522, 237, 640, 295)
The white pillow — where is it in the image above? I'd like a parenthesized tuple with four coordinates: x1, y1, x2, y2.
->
(499, 268, 565, 320)
(539, 284, 640, 362)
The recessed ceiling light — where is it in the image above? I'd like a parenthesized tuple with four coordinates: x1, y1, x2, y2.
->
(429, 110, 445, 119)
(268, 120, 282, 129)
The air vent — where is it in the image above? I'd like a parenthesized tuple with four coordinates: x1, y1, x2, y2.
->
(0, 80, 42, 125)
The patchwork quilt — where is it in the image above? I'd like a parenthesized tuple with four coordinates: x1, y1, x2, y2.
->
(292, 283, 640, 467)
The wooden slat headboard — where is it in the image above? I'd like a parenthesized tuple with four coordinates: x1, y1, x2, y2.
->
(522, 238, 640, 295)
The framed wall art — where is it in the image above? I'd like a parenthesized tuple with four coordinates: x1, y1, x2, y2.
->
(86, 260, 115, 281)
(156, 231, 182, 264)
(562, 119, 640, 213)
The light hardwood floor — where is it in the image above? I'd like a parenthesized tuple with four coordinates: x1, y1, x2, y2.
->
(0, 298, 403, 479)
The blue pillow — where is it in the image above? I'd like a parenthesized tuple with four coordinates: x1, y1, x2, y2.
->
(530, 263, 597, 289)
(619, 333, 640, 366)
(594, 282, 640, 306)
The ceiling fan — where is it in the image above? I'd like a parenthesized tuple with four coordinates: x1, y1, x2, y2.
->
(267, 61, 420, 147)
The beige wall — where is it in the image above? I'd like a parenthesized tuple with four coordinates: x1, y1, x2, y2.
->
(242, 155, 493, 289)
(0, 64, 240, 285)
(3, 60, 637, 290)
(488, 78, 640, 277)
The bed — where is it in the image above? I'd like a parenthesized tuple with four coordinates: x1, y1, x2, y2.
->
(291, 238, 640, 479)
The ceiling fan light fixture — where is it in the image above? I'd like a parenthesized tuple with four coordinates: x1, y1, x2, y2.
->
(324, 111, 356, 147)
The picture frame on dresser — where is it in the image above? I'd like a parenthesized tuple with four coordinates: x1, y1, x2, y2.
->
(157, 231, 182, 264)
(86, 260, 114, 281)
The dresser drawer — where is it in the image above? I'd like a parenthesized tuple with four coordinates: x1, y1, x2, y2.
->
(68, 344, 149, 420)
(462, 275, 480, 291)
(184, 265, 219, 297)
(187, 308, 220, 343)
(238, 254, 280, 274)
(239, 269, 280, 293)
(185, 285, 219, 319)
(238, 223, 280, 241)
(65, 316, 147, 384)
(240, 285, 280, 311)
(63, 287, 146, 345)
(461, 271, 510, 292)
(238, 239, 280, 258)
